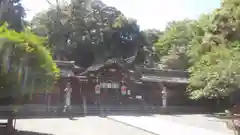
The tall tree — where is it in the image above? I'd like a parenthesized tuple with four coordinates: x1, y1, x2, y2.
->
(188, 0, 240, 100)
(155, 20, 193, 70)
(141, 29, 162, 47)
(0, 24, 59, 132)
(31, 0, 145, 68)
(0, 0, 25, 31)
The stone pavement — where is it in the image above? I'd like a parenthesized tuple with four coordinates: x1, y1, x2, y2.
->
(154, 114, 232, 133)
(108, 114, 235, 135)
(0, 117, 154, 135)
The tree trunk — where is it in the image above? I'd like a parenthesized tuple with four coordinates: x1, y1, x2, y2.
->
(0, 0, 9, 20)
(217, 98, 220, 106)
(6, 97, 21, 134)
(6, 112, 14, 134)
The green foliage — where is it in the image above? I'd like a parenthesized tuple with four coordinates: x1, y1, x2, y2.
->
(31, 0, 145, 67)
(141, 29, 162, 47)
(29, 0, 240, 101)
(188, 46, 240, 99)
(0, 24, 59, 98)
(153, 0, 240, 100)
(187, 0, 240, 99)
(155, 20, 193, 56)
(155, 20, 193, 70)
(0, 0, 25, 32)
(160, 46, 189, 70)
(187, 14, 214, 64)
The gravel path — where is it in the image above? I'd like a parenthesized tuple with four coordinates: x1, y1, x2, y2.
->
(0, 116, 154, 135)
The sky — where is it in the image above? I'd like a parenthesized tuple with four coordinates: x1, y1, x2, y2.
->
(22, 0, 221, 30)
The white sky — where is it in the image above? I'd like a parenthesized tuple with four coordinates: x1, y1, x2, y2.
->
(22, 0, 221, 30)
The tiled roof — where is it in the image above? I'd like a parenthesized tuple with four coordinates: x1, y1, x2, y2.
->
(89, 64, 105, 71)
(54, 60, 75, 68)
(54, 60, 84, 70)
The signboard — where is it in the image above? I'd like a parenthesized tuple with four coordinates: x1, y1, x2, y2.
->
(127, 90, 131, 95)
(107, 83, 111, 88)
(136, 95, 142, 99)
(112, 83, 119, 89)
(100, 83, 119, 89)
(109, 68, 116, 72)
(121, 85, 127, 95)
(95, 85, 101, 94)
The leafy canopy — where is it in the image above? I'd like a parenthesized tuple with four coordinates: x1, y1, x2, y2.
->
(154, 0, 240, 100)
(0, 23, 59, 98)
(187, 0, 240, 99)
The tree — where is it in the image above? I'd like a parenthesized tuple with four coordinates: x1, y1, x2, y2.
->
(0, 24, 59, 132)
(188, 46, 240, 99)
(160, 45, 189, 70)
(187, 0, 240, 100)
(141, 29, 162, 46)
(155, 20, 193, 70)
(151, 0, 240, 101)
(31, 0, 146, 68)
(187, 14, 214, 64)
(0, 0, 25, 32)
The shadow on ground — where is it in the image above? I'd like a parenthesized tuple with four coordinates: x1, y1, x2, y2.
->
(0, 112, 154, 120)
(13, 111, 154, 119)
(0, 105, 211, 119)
(0, 126, 53, 135)
(204, 113, 228, 119)
(9, 112, 211, 120)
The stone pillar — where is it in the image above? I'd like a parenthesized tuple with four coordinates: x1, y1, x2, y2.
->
(47, 94, 51, 112)
(83, 96, 87, 116)
(145, 51, 155, 68)
(162, 86, 168, 108)
(79, 86, 82, 106)
(148, 54, 154, 68)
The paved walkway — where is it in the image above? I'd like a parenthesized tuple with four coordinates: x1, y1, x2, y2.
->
(0, 117, 154, 135)
(108, 115, 234, 135)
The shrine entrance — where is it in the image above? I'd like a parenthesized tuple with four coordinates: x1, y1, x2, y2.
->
(79, 59, 132, 106)
(100, 88, 121, 105)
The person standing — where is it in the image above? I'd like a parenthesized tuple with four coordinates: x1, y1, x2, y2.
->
(63, 82, 72, 112)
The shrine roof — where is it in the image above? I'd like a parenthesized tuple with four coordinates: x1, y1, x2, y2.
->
(54, 60, 84, 70)
(81, 59, 128, 74)
(54, 60, 75, 68)
(86, 64, 105, 72)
